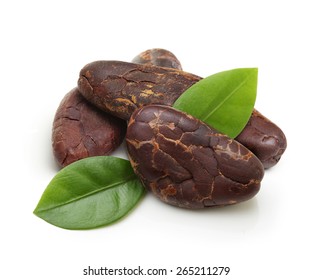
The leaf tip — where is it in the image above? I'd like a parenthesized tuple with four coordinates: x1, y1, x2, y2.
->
(33, 205, 41, 217)
(249, 67, 258, 76)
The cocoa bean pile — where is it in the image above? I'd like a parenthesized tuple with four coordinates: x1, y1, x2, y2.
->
(52, 49, 287, 208)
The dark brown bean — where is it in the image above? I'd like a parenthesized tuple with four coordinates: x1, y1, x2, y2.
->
(235, 109, 287, 169)
(78, 60, 287, 169)
(132, 48, 182, 70)
(52, 88, 126, 167)
(78, 60, 201, 120)
(126, 105, 264, 209)
(132, 49, 287, 169)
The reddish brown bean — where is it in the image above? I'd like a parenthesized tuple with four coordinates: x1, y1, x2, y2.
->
(235, 110, 287, 168)
(126, 105, 264, 209)
(78, 60, 201, 120)
(132, 48, 182, 70)
(52, 88, 126, 167)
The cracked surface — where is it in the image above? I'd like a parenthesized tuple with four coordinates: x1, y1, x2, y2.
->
(235, 109, 287, 168)
(126, 105, 264, 209)
(52, 88, 126, 167)
(77, 60, 201, 120)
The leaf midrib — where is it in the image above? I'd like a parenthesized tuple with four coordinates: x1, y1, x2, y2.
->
(202, 72, 253, 123)
(35, 174, 138, 213)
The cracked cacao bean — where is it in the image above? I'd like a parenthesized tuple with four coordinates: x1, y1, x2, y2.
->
(52, 88, 126, 167)
(132, 48, 182, 70)
(132, 49, 287, 169)
(78, 60, 201, 120)
(235, 109, 287, 168)
(126, 105, 264, 209)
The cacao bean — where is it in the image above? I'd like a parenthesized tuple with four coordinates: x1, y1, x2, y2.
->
(235, 109, 287, 168)
(126, 105, 264, 209)
(78, 60, 200, 120)
(132, 48, 182, 70)
(52, 88, 126, 167)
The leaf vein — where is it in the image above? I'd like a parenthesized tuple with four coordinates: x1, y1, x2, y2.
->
(202, 72, 254, 123)
(35, 175, 139, 213)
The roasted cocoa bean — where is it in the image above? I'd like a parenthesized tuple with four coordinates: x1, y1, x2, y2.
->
(78, 60, 201, 120)
(78, 59, 287, 169)
(235, 110, 287, 169)
(52, 88, 126, 167)
(126, 105, 264, 209)
(132, 49, 287, 169)
(132, 48, 182, 70)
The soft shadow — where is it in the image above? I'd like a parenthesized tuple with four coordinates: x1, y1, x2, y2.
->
(150, 197, 260, 235)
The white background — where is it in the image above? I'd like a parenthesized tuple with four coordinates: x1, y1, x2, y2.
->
(1, 0, 310, 279)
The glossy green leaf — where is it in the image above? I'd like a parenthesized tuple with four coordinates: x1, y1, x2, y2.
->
(173, 68, 258, 138)
(34, 156, 145, 230)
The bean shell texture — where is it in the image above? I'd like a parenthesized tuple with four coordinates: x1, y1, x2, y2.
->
(235, 109, 287, 169)
(78, 60, 201, 120)
(52, 88, 126, 167)
(126, 105, 264, 209)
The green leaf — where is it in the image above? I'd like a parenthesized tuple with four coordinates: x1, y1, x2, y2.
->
(173, 68, 258, 138)
(33, 156, 145, 230)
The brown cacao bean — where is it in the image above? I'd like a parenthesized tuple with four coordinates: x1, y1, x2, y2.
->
(126, 105, 264, 209)
(235, 110, 287, 168)
(78, 60, 201, 120)
(78, 59, 287, 168)
(52, 88, 126, 167)
(132, 48, 182, 70)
